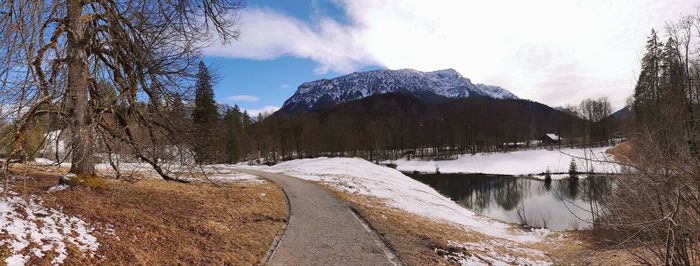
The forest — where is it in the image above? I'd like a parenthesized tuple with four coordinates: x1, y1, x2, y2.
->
(246, 94, 623, 163)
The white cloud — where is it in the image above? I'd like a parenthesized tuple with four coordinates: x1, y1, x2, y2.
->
(206, 0, 697, 109)
(244, 105, 280, 118)
(280, 84, 291, 89)
(226, 94, 260, 102)
(205, 8, 377, 74)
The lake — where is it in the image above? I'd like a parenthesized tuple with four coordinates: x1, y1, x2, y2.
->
(407, 173, 613, 231)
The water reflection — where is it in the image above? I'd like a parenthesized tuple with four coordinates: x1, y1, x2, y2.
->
(408, 174, 612, 231)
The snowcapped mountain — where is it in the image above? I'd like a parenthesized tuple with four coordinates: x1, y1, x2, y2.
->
(280, 68, 518, 113)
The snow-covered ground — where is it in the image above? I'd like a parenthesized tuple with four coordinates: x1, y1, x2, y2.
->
(390, 146, 619, 176)
(0, 190, 100, 265)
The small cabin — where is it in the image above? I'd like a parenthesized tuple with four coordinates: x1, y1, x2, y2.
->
(540, 133, 562, 145)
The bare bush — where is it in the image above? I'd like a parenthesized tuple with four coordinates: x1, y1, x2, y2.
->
(598, 134, 700, 265)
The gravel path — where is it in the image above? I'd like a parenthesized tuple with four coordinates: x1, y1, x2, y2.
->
(243, 170, 401, 266)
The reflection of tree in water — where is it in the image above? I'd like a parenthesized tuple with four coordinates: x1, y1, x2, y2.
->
(568, 179, 579, 198)
(412, 173, 613, 208)
(411, 174, 528, 211)
(544, 179, 552, 191)
(552, 176, 613, 202)
(409, 173, 615, 230)
(411, 174, 495, 211)
(579, 176, 613, 201)
(552, 179, 579, 200)
(493, 180, 522, 210)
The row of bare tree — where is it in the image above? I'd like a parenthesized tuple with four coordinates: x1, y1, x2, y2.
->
(242, 94, 622, 163)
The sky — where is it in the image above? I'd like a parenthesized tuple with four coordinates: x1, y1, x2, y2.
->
(203, 0, 697, 116)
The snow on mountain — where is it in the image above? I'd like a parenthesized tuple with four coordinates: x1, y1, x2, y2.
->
(281, 68, 518, 113)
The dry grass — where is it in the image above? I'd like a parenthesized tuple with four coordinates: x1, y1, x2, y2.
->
(4, 164, 288, 265)
(605, 141, 633, 164)
(534, 231, 638, 265)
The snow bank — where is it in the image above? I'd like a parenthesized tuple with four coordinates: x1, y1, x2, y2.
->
(392, 146, 619, 176)
(0, 192, 99, 265)
(268, 157, 546, 243)
(206, 171, 264, 184)
(530, 173, 591, 181)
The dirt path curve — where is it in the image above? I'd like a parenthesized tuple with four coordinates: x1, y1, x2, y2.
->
(242, 170, 402, 266)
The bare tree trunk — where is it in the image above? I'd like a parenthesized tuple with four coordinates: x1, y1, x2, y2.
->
(66, 0, 95, 176)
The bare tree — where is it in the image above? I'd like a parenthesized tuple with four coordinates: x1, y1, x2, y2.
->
(0, 1, 244, 183)
(577, 97, 612, 141)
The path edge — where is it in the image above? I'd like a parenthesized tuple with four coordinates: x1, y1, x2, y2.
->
(249, 170, 292, 266)
(349, 205, 406, 266)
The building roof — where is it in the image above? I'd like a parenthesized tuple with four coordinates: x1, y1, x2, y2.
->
(545, 133, 560, 141)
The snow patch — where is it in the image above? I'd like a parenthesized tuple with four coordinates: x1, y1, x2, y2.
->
(47, 184, 69, 193)
(207, 172, 264, 184)
(0, 194, 100, 265)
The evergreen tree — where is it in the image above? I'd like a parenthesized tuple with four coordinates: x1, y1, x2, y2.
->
(169, 93, 190, 164)
(170, 93, 187, 122)
(659, 37, 691, 151)
(568, 158, 578, 180)
(634, 30, 662, 126)
(223, 106, 244, 163)
(192, 62, 221, 164)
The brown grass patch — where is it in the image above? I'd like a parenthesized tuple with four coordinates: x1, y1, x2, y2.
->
(539, 231, 640, 265)
(5, 164, 288, 265)
(606, 141, 633, 164)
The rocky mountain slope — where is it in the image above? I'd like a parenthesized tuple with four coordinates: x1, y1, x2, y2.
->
(280, 68, 518, 113)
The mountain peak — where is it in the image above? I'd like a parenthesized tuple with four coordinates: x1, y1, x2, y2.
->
(281, 68, 518, 113)
(429, 68, 459, 74)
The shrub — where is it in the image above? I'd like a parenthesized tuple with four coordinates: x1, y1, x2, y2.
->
(597, 136, 700, 265)
(544, 167, 552, 181)
(568, 159, 578, 180)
